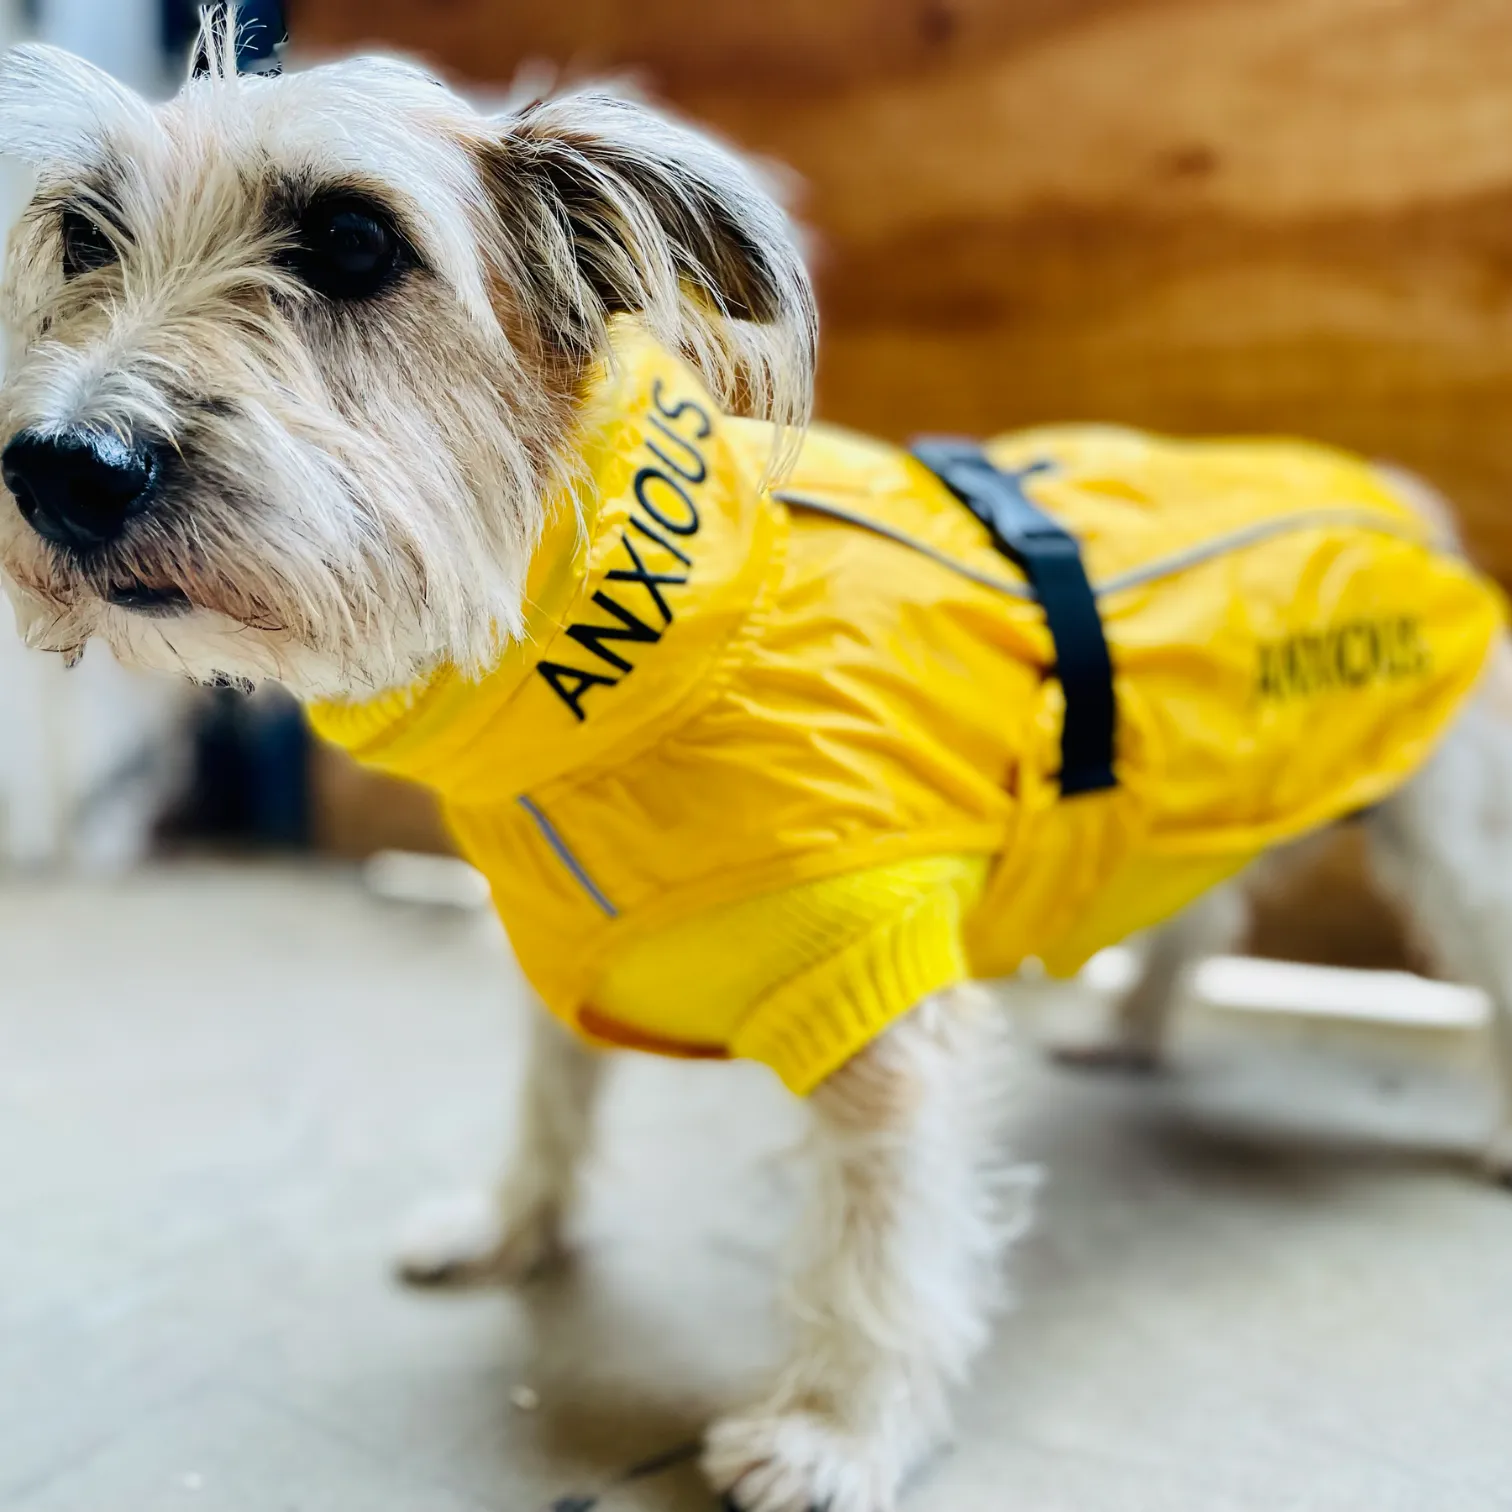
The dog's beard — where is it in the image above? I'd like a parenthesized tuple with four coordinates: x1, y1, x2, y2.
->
(0, 299, 560, 699)
(0, 423, 542, 701)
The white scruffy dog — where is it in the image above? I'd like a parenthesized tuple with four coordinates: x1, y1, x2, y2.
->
(0, 28, 1509, 1512)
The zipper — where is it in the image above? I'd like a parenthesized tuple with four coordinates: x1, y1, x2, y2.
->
(516, 795, 618, 918)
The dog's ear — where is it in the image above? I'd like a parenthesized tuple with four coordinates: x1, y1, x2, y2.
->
(474, 87, 816, 445)
(0, 44, 154, 169)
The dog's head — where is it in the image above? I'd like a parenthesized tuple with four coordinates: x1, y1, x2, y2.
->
(0, 27, 815, 696)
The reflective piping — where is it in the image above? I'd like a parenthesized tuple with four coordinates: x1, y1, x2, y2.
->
(516, 795, 618, 918)
(774, 491, 1034, 599)
(776, 492, 1427, 604)
(1092, 508, 1429, 598)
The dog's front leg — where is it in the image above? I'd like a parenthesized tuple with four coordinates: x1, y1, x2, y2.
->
(397, 1004, 606, 1284)
(705, 984, 1031, 1512)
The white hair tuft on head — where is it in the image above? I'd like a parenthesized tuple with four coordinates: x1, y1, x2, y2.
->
(0, 44, 156, 168)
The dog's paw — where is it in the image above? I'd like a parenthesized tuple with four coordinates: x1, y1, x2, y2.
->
(394, 1187, 562, 1287)
(704, 1408, 902, 1512)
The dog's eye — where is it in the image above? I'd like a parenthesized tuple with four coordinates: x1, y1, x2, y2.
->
(292, 195, 403, 300)
(60, 208, 118, 279)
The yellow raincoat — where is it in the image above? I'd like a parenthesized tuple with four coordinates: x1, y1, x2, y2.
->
(312, 324, 1504, 1094)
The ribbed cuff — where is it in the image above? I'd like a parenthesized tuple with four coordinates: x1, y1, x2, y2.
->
(731, 885, 970, 1095)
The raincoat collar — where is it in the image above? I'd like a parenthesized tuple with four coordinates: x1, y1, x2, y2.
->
(310, 322, 783, 803)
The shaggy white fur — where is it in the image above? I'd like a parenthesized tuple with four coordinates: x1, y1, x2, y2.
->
(399, 983, 1036, 1512)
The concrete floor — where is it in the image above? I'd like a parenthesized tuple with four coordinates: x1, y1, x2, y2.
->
(3, 863, 1511, 1512)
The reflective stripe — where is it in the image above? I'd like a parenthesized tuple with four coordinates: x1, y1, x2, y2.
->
(516, 795, 618, 918)
(773, 491, 1034, 598)
(1094, 508, 1429, 598)
(777, 493, 1427, 604)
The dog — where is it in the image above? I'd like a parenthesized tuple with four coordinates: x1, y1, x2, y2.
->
(1, 29, 1510, 1512)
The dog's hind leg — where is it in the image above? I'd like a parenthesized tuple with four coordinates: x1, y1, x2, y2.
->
(1365, 641, 1512, 1186)
(396, 1003, 606, 1284)
(1054, 885, 1248, 1072)
(704, 983, 1035, 1512)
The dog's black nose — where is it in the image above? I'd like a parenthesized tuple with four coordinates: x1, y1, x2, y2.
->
(2, 426, 160, 552)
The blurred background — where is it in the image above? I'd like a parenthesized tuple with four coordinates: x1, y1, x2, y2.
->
(8, 0, 1512, 967)
(5, 7, 1512, 1510)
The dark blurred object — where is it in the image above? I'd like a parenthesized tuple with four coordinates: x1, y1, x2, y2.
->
(309, 743, 456, 859)
(1245, 829, 1423, 974)
(161, 686, 311, 850)
(166, 0, 287, 71)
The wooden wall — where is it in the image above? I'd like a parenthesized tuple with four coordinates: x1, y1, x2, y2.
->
(291, 0, 1512, 965)
(293, 0, 1512, 579)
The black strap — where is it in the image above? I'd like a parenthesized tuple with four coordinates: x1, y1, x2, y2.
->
(912, 439, 1117, 796)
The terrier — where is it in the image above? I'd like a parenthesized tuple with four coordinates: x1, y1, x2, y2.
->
(1, 33, 1509, 1512)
